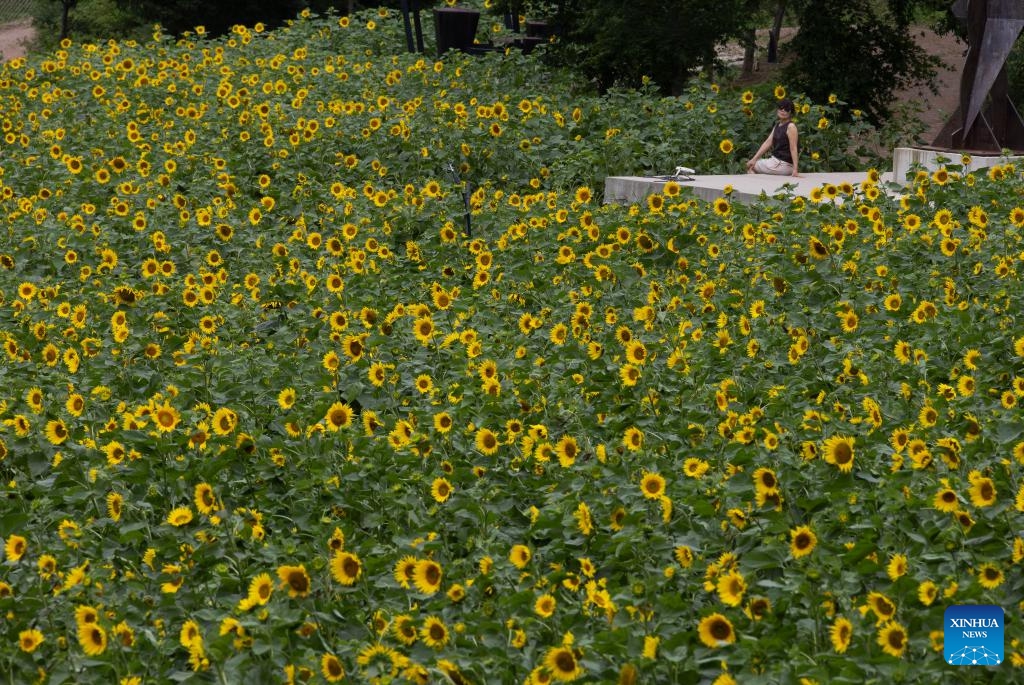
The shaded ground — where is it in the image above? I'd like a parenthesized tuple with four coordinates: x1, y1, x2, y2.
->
(0, 19, 33, 61)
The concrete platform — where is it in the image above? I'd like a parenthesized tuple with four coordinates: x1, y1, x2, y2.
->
(604, 171, 889, 206)
(891, 146, 1023, 183)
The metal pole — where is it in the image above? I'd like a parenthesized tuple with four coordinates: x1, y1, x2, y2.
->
(400, 0, 415, 53)
(413, 1, 425, 53)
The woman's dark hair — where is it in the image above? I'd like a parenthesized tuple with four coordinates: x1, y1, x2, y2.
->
(777, 98, 796, 114)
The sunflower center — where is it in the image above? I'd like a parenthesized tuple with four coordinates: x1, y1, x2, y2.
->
(554, 650, 576, 672)
(834, 443, 852, 464)
(710, 620, 731, 640)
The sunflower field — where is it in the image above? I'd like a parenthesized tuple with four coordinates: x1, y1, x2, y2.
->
(1, 4, 1023, 685)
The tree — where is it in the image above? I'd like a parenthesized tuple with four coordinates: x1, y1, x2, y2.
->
(509, 0, 747, 95)
(31, 0, 151, 50)
(785, 0, 942, 122)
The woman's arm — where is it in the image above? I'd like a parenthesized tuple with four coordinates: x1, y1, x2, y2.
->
(787, 123, 799, 176)
(746, 131, 774, 170)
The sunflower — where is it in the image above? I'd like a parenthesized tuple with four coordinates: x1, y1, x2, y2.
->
(671, 548, 696, 569)
(78, 624, 107, 656)
(431, 412, 453, 434)
(877, 621, 908, 658)
(625, 340, 647, 365)
(619, 363, 641, 387)
(324, 401, 353, 431)
(789, 525, 816, 558)
(509, 544, 532, 569)
(555, 436, 579, 468)
(194, 483, 217, 515)
(867, 591, 896, 623)
(106, 492, 123, 522)
(839, 310, 858, 333)
(342, 334, 365, 361)
(716, 570, 747, 607)
(2, 533, 25, 563)
(752, 467, 779, 494)
(412, 316, 435, 344)
(719, 139, 734, 154)
(414, 374, 434, 395)
(393, 556, 417, 589)
(622, 426, 643, 452)
(18, 628, 44, 653)
(573, 501, 594, 536)
(166, 507, 193, 527)
(918, 404, 938, 428)
(544, 645, 584, 682)
(420, 616, 450, 649)
(640, 472, 666, 499)
(276, 564, 311, 598)
(277, 387, 296, 410)
(744, 596, 771, 621)
(392, 614, 417, 645)
(44, 419, 69, 445)
(153, 401, 181, 433)
(829, 617, 852, 653)
(683, 458, 710, 478)
(475, 427, 499, 455)
(321, 653, 346, 682)
(431, 477, 453, 503)
(977, 563, 1004, 589)
(886, 554, 908, 581)
(968, 475, 996, 507)
(808, 236, 829, 259)
(698, 613, 736, 648)
(933, 487, 959, 512)
(918, 580, 938, 606)
(243, 573, 273, 607)
(411, 559, 443, 595)
(822, 435, 855, 472)
(330, 551, 362, 586)
(535, 593, 556, 618)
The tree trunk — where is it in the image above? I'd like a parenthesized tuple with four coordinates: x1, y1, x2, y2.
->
(742, 26, 756, 75)
(61, 0, 75, 40)
(767, 0, 786, 63)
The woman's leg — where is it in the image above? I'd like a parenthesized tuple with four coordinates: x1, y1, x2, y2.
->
(754, 157, 792, 175)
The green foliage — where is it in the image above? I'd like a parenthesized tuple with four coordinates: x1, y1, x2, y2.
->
(785, 0, 941, 123)
(29, 0, 150, 50)
(1, 7, 1022, 684)
(520, 0, 748, 95)
(1008, 36, 1024, 114)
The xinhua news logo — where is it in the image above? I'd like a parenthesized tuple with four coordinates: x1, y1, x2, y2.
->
(945, 605, 1003, 666)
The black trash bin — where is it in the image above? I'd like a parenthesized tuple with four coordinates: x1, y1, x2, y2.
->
(433, 7, 480, 56)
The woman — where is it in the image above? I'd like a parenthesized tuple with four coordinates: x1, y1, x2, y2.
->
(746, 98, 799, 177)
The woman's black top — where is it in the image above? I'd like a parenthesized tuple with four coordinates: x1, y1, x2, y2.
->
(771, 121, 793, 163)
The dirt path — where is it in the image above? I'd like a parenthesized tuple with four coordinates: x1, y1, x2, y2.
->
(895, 27, 968, 144)
(0, 19, 33, 62)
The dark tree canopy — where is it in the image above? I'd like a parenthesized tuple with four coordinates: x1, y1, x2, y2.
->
(785, 0, 943, 123)
(527, 0, 747, 94)
(114, 0, 314, 36)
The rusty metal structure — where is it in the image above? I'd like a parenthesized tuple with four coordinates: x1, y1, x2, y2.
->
(934, 0, 1024, 151)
